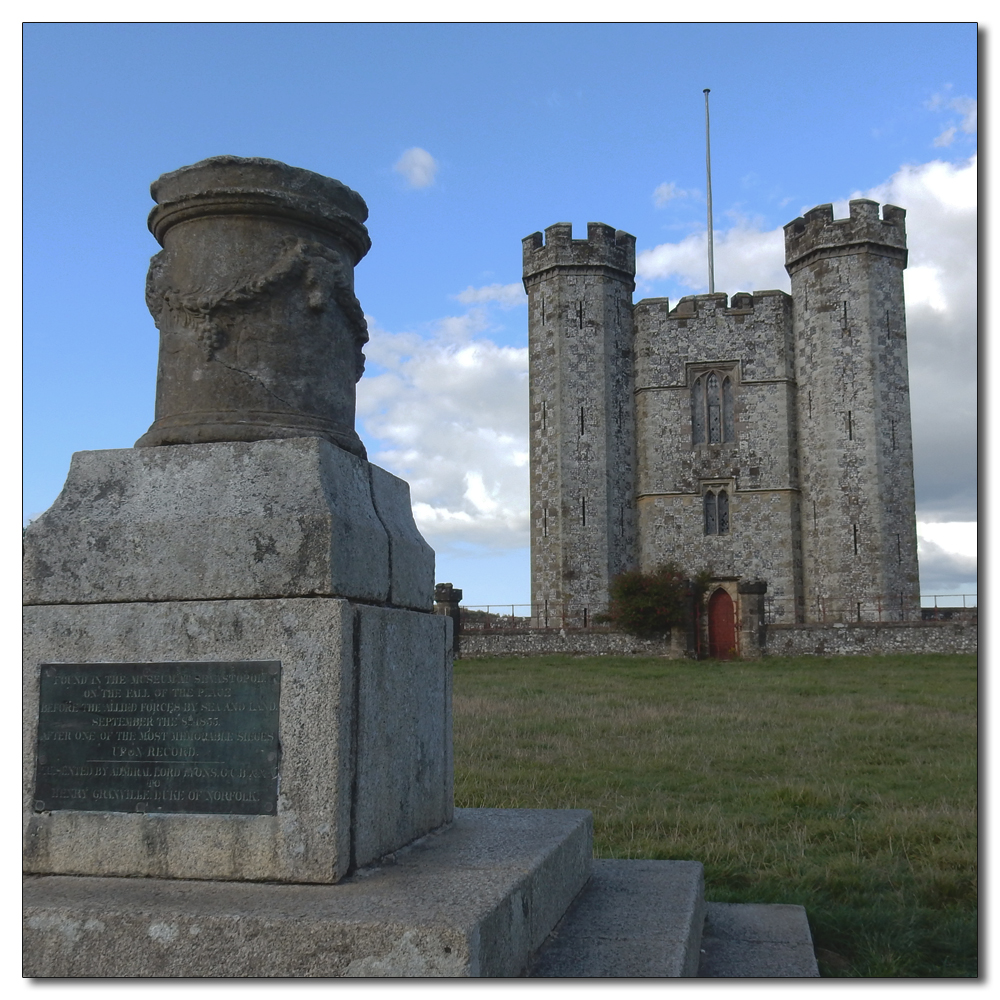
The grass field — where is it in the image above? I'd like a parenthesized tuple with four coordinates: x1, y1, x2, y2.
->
(452, 653, 978, 977)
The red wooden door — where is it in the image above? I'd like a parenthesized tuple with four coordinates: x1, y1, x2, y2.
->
(708, 589, 737, 659)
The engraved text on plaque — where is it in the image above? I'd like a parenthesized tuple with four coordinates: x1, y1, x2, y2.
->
(33, 661, 281, 815)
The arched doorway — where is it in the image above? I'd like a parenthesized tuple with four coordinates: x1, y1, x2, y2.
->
(708, 588, 737, 659)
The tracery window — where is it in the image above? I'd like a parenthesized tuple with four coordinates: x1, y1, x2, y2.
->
(691, 370, 735, 445)
(703, 488, 730, 536)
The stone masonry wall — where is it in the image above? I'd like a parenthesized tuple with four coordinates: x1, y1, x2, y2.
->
(632, 290, 802, 621)
(765, 621, 977, 657)
(785, 201, 919, 621)
(457, 622, 975, 659)
(458, 629, 689, 659)
(522, 199, 924, 643)
(523, 223, 638, 621)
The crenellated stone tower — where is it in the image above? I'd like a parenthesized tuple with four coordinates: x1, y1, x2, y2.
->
(522, 223, 638, 626)
(525, 200, 921, 647)
(785, 200, 920, 621)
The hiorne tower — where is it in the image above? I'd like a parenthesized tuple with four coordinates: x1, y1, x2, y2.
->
(523, 200, 920, 650)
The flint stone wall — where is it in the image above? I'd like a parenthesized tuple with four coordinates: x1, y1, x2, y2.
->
(763, 620, 976, 657)
(524, 223, 639, 620)
(457, 621, 975, 658)
(458, 630, 689, 659)
(633, 291, 801, 620)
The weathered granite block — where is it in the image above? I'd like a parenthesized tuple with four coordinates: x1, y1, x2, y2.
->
(23, 809, 593, 978)
(368, 462, 435, 611)
(23, 438, 432, 611)
(23, 598, 452, 883)
(530, 860, 706, 977)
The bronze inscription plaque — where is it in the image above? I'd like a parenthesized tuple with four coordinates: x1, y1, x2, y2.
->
(33, 661, 280, 815)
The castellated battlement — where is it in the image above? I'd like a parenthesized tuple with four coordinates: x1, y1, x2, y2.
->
(784, 199, 907, 273)
(633, 289, 790, 320)
(522, 222, 636, 283)
(525, 193, 919, 637)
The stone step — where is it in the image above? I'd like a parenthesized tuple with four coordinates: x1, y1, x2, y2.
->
(698, 901, 820, 978)
(529, 860, 819, 978)
(23, 808, 592, 978)
(24, 819, 819, 978)
(529, 860, 706, 976)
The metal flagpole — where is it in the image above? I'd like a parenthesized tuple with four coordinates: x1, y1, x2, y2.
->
(704, 88, 715, 294)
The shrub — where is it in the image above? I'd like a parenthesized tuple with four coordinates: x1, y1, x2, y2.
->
(605, 563, 706, 636)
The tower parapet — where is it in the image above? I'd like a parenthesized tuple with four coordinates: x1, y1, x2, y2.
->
(522, 222, 636, 287)
(784, 200, 907, 274)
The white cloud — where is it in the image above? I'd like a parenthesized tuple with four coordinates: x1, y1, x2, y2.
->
(635, 153, 977, 536)
(917, 522, 977, 596)
(927, 92, 977, 147)
(636, 223, 788, 294)
(917, 521, 976, 559)
(357, 310, 528, 555)
(452, 282, 526, 308)
(652, 181, 695, 208)
(858, 155, 977, 525)
(358, 155, 975, 597)
(393, 147, 438, 189)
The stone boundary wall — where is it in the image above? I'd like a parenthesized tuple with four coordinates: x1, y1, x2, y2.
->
(763, 621, 977, 657)
(458, 630, 688, 659)
(458, 621, 976, 659)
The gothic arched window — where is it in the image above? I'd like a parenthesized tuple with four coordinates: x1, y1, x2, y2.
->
(692, 370, 735, 445)
(704, 488, 730, 535)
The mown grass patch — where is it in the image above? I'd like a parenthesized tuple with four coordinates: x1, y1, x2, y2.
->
(452, 653, 977, 977)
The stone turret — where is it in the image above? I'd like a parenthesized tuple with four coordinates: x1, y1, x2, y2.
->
(525, 196, 922, 640)
(522, 223, 638, 624)
(784, 200, 919, 620)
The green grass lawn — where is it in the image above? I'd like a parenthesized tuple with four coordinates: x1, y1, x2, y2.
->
(452, 653, 978, 977)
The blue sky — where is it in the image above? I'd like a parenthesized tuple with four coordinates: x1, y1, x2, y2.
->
(23, 22, 978, 604)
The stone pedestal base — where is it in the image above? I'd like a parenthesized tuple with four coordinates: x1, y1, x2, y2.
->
(23, 809, 592, 978)
(23, 598, 452, 884)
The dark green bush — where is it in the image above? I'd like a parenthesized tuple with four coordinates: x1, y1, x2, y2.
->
(605, 563, 704, 635)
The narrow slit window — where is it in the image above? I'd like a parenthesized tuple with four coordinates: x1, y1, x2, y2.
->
(717, 490, 729, 534)
(704, 491, 717, 535)
(580, 406, 585, 436)
(707, 372, 721, 443)
(692, 376, 706, 444)
(692, 368, 736, 446)
(722, 377, 734, 441)
(581, 497, 586, 526)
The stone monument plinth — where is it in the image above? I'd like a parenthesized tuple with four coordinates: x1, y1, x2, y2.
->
(23, 158, 592, 976)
